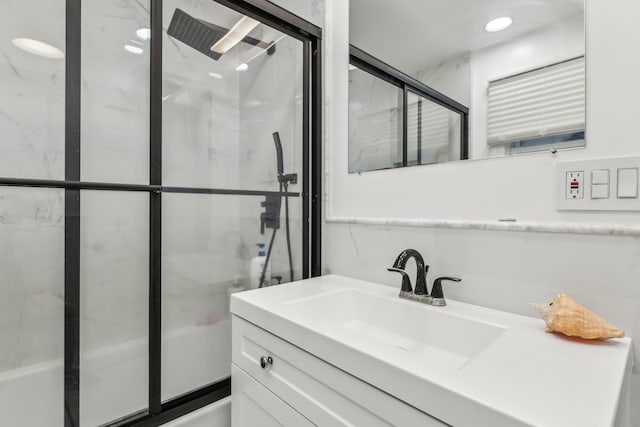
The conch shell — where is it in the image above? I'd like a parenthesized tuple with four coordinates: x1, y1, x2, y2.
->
(530, 294, 624, 340)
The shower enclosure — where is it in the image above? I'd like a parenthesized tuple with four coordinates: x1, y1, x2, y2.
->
(0, 0, 321, 425)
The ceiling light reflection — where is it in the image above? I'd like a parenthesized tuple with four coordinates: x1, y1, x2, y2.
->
(12, 38, 64, 59)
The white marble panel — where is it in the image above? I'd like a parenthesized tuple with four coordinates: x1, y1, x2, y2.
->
(162, 0, 242, 189)
(81, 0, 150, 184)
(237, 34, 304, 285)
(161, 192, 240, 399)
(269, 0, 325, 28)
(0, 187, 64, 422)
(80, 190, 149, 425)
(238, 35, 303, 191)
(0, 0, 65, 180)
(413, 53, 472, 107)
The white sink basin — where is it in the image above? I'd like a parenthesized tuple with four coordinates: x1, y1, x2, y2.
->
(286, 288, 506, 369)
(231, 274, 632, 427)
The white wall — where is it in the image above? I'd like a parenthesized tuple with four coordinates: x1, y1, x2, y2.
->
(324, 0, 640, 425)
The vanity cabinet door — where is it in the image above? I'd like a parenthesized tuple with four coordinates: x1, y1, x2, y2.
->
(232, 316, 446, 426)
(232, 364, 313, 427)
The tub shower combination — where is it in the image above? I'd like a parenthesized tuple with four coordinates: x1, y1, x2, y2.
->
(0, 0, 319, 424)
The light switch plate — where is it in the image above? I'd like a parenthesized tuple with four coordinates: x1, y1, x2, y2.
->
(591, 169, 610, 185)
(591, 184, 609, 199)
(557, 156, 640, 211)
(617, 168, 638, 198)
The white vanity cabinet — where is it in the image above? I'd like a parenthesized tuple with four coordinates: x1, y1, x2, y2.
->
(231, 276, 632, 427)
(231, 316, 446, 426)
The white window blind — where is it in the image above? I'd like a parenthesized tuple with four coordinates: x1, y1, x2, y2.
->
(407, 98, 450, 149)
(354, 107, 402, 169)
(487, 56, 585, 145)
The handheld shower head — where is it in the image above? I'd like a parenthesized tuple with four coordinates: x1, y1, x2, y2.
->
(272, 132, 284, 177)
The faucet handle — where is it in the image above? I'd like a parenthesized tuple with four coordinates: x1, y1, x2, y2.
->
(387, 268, 413, 293)
(430, 277, 461, 306)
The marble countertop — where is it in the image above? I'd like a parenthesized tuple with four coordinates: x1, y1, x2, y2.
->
(231, 274, 633, 427)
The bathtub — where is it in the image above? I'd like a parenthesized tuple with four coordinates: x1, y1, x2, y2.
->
(164, 397, 231, 427)
(0, 319, 231, 426)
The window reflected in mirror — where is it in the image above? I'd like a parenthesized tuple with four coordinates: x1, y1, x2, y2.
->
(407, 91, 463, 166)
(349, 0, 586, 163)
(488, 56, 585, 155)
(349, 65, 403, 173)
(348, 47, 469, 173)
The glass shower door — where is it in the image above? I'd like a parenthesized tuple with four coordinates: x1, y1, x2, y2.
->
(0, 0, 317, 423)
(161, 0, 305, 401)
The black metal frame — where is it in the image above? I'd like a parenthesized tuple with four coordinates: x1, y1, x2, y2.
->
(0, 0, 322, 426)
(64, 0, 81, 425)
(349, 45, 469, 166)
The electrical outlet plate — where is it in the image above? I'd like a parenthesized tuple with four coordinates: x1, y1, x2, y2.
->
(565, 170, 584, 199)
(556, 156, 640, 211)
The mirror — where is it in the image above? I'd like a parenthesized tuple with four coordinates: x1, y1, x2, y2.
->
(349, 0, 585, 172)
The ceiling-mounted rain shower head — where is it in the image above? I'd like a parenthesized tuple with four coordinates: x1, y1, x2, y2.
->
(167, 8, 274, 61)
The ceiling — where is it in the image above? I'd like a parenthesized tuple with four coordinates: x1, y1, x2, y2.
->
(349, 0, 584, 74)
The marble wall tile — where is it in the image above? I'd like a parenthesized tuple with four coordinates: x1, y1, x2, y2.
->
(161, 192, 242, 399)
(162, 0, 242, 190)
(81, 0, 151, 184)
(237, 34, 305, 285)
(0, 0, 65, 180)
(0, 186, 64, 375)
(79, 190, 149, 424)
(80, 191, 149, 351)
(413, 53, 472, 107)
(239, 35, 304, 192)
(269, 0, 325, 28)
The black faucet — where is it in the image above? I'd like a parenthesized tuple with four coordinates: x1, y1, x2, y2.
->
(388, 249, 461, 306)
(388, 249, 429, 295)
(430, 277, 462, 306)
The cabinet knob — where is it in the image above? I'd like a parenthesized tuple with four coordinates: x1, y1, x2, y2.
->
(259, 356, 273, 369)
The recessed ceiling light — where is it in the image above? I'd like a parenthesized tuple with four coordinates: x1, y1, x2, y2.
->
(162, 94, 171, 102)
(485, 17, 513, 33)
(136, 28, 151, 41)
(124, 44, 144, 55)
(236, 62, 248, 72)
(208, 72, 223, 79)
(12, 38, 64, 59)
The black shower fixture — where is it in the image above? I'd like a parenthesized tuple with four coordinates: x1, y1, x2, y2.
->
(167, 8, 275, 61)
(259, 132, 297, 287)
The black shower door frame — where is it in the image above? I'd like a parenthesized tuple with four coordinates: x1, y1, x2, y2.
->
(0, 0, 321, 426)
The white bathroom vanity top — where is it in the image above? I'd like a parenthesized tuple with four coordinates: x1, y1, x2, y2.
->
(231, 275, 632, 427)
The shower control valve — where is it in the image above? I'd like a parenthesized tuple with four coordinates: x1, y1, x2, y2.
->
(260, 195, 281, 234)
(278, 173, 298, 184)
